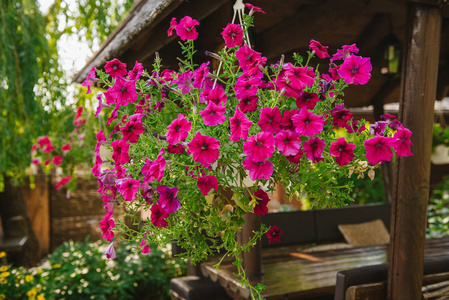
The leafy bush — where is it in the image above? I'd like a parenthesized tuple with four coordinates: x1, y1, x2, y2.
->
(427, 176, 449, 238)
(0, 239, 185, 300)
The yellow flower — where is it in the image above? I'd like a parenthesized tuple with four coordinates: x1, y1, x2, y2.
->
(0, 278, 6, 284)
(25, 275, 34, 282)
(0, 252, 5, 258)
(27, 287, 37, 298)
(52, 264, 61, 268)
(37, 270, 43, 274)
(37, 295, 45, 300)
(0, 272, 10, 278)
(0, 294, 6, 300)
(0, 266, 7, 272)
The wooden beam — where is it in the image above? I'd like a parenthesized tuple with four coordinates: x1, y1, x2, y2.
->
(387, 2, 443, 300)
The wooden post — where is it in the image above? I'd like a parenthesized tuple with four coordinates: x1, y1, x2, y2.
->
(240, 212, 262, 283)
(387, 2, 442, 300)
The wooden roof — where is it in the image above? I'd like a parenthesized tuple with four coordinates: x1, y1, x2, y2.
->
(73, 0, 449, 108)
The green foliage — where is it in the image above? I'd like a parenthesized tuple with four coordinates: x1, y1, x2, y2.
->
(0, 239, 185, 300)
(337, 169, 386, 205)
(427, 176, 449, 238)
(432, 123, 449, 150)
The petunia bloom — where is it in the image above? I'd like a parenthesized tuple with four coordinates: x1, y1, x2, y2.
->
(61, 144, 71, 152)
(150, 203, 169, 228)
(52, 155, 63, 166)
(120, 119, 144, 143)
(175, 16, 200, 41)
(303, 137, 325, 163)
(81, 67, 96, 94)
(242, 156, 274, 181)
(105, 243, 116, 259)
(197, 175, 218, 196)
(258, 107, 282, 134)
(100, 212, 115, 242)
(338, 55, 372, 85)
(364, 135, 396, 165)
(381, 114, 402, 130)
(245, 3, 266, 14)
(369, 121, 388, 136)
(280, 109, 299, 131)
(274, 130, 302, 156)
(346, 120, 366, 133)
(111, 139, 130, 165)
(243, 132, 275, 161)
(229, 109, 252, 142)
(139, 238, 151, 254)
(199, 101, 226, 126)
(393, 127, 413, 157)
(238, 96, 259, 113)
(104, 58, 127, 78)
(108, 77, 137, 106)
(292, 108, 325, 137)
(188, 132, 221, 165)
(157, 185, 181, 214)
(309, 39, 330, 59)
(266, 225, 283, 243)
(167, 114, 192, 145)
(128, 61, 144, 81)
(221, 23, 244, 48)
(167, 17, 177, 36)
(329, 137, 356, 166)
(141, 150, 166, 183)
(117, 179, 140, 201)
(331, 44, 359, 62)
(296, 92, 320, 110)
(331, 104, 353, 128)
(206, 85, 227, 106)
(55, 175, 72, 190)
(252, 189, 270, 216)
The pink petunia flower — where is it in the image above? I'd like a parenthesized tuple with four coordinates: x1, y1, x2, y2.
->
(238, 96, 259, 113)
(292, 108, 325, 137)
(266, 225, 283, 243)
(150, 203, 169, 228)
(303, 137, 325, 163)
(393, 127, 413, 157)
(286, 150, 304, 164)
(242, 156, 273, 181)
(280, 109, 299, 131)
(274, 130, 302, 156)
(296, 92, 320, 110)
(369, 121, 388, 136)
(111, 139, 130, 165)
(139, 238, 151, 254)
(381, 114, 402, 130)
(52, 155, 63, 166)
(105, 58, 127, 78)
(61, 144, 71, 152)
(329, 137, 356, 166)
(235, 44, 267, 75)
(120, 119, 144, 143)
(346, 120, 366, 133)
(258, 107, 282, 133)
(100, 212, 115, 241)
(206, 85, 227, 106)
(43, 144, 55, 153)
(252, 189, 270, 216)
(192, 62, 210, 89)
(32, 158, 41, 165)
(105, 243, 116, 259)
(331, 44, 359, 62)
(175, 16, 200, 41)
(245, 3, 266, 14)
(197, 175, 218, 196)
(128, 61, 143, 81)
(167, 17, 177, 36)
(117, 178, 140, 201)
(55, 175, 72, 190)
(331, 104, 353, 127)
(141, 150, 166, 183)
(175, 70, 194, 94)
(81, 67, 96, 94)
(199, 101, 226, 126)
(141, 182, 155, 203)
(221, 23, 244, 48)
(229, 109, 252, 142)
(188, 132, 221, 165)
(243, 132, 275, 161)
(167, 114, 192, 145)
(309, 39, 330, 59)
(95, 130, 106, 154)
(157, 185, 181, 214)
(364, 135, 396, 165)
(338, 55, 372, 85)
(235, 74, 263, 100)
(166, 144, 186, 154)
(37, 136, 51, 147)
(108, 77, 137, 106)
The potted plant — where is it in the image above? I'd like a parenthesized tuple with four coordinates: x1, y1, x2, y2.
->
(82, 4, 413, 298)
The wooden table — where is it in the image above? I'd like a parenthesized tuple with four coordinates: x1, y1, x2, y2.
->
(201, 237, 449, 299)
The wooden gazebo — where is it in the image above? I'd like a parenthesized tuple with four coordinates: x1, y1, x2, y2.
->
(74, 0, 449, 299)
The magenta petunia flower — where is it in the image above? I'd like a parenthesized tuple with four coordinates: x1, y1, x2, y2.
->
(81, 67, 96, 94)
(120, 119, 144, 143)
(55, 175, 72, 190)
(229, 109, 252, 142)
(157, 185, 181, 214)
(238, 96, 259, 113)
(381, 114, 402, 130)
(274, 130, 302, 156)
(242, 156, 273, 181)
(331, 104, 353, 127)
(117, 178, 140, 201)
(166, 144, 186, 154)
(364, 135, 396, 165)
(139, 238, 151, 254)
(309, 39, 330, 59)
(258, 107, 282, 133)
(52, 155, 63, 166)
(100, 212, 115, 242)
(105, 243, 116, 259)
(243, 132, 275, 161)
(175, 16, 200, 41)
(128, 61, 143, 81)
(287, 150, 304, 164)
(140, 182, 155, 203)
(206, 85, 227, 106)
(193, 62, 210, 89)
(37, 136, 51, 147)
(175, 70, 194, 94)
(266, 225, 283, 243)
(292, 108, 325, 137)
(393, 127, 413, 157)
(111, 139, 130, 165)
(338, 55, 372, 85)
(296, 92, 320, 110)
(235, 74, 263, 100)
(303, 137, 325, 163)
(108, 77, 137, 106)
(331, 44, 359, 62)
(329, 137, 356, 166)
(95, 130, 106, 154)
(346, 120, 366, 133)
(235, 44, 267, 75)
(369, 121, 388, 136)
(141, 151, 166, 183)
(150, 203, 169, 228)
(43, 144, 54, 153)
(167, 17, 177, 37)
(245, 3, 266, 14)
(197, 175, 218, 196)
(199, 101, 226, 126)
(105, 58, 127, 78)
(221, 23, 244, 48)
(280, 109, 299, 131)
(166, 114, 192, 145)
(188, 132, 221, 165)
(252, 189, 270, 216)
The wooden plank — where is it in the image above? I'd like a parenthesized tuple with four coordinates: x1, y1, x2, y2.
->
(388, 2, 443, 300)
(346, 282, 386, 300)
